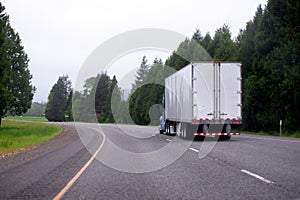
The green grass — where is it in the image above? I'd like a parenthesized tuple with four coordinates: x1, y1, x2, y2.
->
(240, 130, 300, 138)
(5, 116, 48, 122)
(279, 131, 300, 138)
(0, 120, 62, 154)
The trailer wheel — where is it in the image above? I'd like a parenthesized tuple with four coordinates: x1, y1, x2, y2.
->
(203, 124, 209, 133)
(181, 123, 186, 139)
(176, 123, 182, 138)
(220, 124, 231, 140)
(165, 121, 169, 135)
(226, 124, 231, 133)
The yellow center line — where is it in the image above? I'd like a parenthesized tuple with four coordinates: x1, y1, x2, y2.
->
(53, 127, 106, 200)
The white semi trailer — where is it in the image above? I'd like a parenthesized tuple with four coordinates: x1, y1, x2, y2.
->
(159, 62, 242, 140)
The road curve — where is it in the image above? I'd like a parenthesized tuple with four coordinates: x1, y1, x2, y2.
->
(0, 123, 299, 199)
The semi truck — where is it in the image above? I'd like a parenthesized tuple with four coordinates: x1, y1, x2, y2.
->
(159, 61, 242, 140)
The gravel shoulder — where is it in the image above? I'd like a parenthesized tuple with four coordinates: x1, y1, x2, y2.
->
(0, 124, 78, 172)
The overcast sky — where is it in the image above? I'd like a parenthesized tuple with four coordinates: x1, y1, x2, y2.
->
(2, 0, 267, 102)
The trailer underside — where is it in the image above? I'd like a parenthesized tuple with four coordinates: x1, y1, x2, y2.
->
(162, 120, 241, 140)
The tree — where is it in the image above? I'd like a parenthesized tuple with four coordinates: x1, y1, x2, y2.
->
(192, 29, 203, 43)
(129, 59, 165, 125)
(82, 76, 97, 97)
(0, 3, 10, 126)
(208, 24, 238, 61)
(0, 3, 35, 126)
(6, 27, 35, 115)
(165, 30, 212, 71)
(94, 73, 111, 122)
(45, 75, 72, 121)
(65, 90, 73, 121)
(72, 73, 123, 123)
(103, 75, 118, 122)
(133, 56, 149, 89)
(202, 32, 212, 50)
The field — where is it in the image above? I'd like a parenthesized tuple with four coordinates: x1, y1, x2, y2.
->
(0, 119, 62, 154)
(5, 116, 48, 122)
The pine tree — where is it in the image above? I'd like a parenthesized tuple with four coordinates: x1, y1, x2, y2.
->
(7, 27, 35, 115)
(192, 29, 203, 43)
(45, 75, 72, 121)
(94, 73, 110, 122)
(129, 58, 165, 125)
(0, 3, 35, 126)
(104, 75, 118, 122)
(133, 56, 149, 88)
(208, 24, 238, 61)
(65, 90, 73, 121)
(0, 3, 10, 126)
(202, 32, 212, 50)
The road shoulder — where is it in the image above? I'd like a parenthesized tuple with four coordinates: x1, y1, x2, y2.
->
(0, 125, 78, 172)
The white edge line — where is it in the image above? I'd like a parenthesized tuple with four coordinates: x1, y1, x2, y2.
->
(166, 139, 172, 142)
(241, 169, 274, 184)
(189, 147, 199, 153)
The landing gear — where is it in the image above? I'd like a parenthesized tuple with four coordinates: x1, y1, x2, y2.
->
(176, 122, 195, 140)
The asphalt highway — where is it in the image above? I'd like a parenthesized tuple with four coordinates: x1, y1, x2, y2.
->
(0, 123, 299, 199)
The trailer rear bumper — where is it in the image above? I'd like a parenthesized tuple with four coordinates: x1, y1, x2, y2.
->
(192, 118, 242, 125)
(194, 132, 240, 136)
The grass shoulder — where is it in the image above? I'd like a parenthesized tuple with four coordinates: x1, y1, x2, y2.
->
(240, 130, 300, 138)
(0, 119, 62, 154)
(5, 116, 48, 122)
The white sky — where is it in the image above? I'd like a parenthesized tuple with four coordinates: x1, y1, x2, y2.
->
(2, 0, 267, 102)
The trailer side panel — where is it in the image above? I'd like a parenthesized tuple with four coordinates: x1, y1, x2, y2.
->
(165, 65, 193, 122)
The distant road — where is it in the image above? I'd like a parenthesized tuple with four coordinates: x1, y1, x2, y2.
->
(0, 123, 299, 199)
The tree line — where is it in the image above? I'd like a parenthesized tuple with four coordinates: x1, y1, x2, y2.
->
(238, 0, 299, 132)
(45, 73, 125, 123)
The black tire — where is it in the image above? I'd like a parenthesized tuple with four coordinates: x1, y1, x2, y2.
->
(166, 122, 170, 135)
